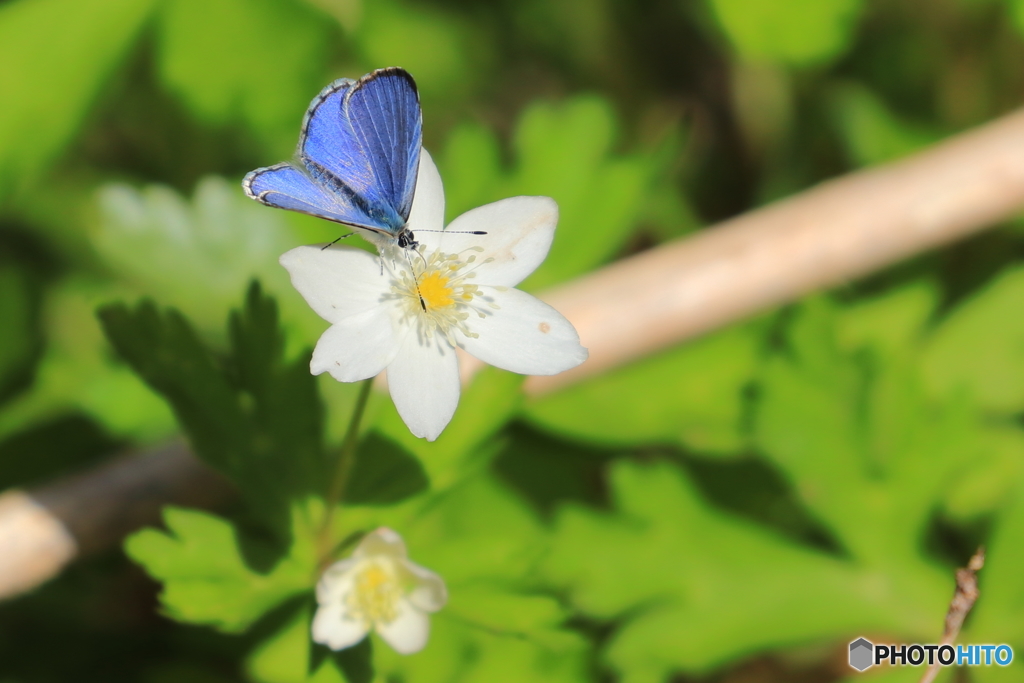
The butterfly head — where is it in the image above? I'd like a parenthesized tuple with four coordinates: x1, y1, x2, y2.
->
(396, 227, 419, 251)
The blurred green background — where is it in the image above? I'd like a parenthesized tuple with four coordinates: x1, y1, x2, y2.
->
(3, 0, 1024, 681)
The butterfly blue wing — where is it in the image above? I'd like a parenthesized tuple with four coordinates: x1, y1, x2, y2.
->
(297, 79, 374, 200)
(244, 68, 422, 239)
(242, 162, 381, 230)
(297, 68, 421, 234)
(341, 68, 422, 224)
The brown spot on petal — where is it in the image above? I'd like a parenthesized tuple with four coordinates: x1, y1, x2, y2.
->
(538, 322, 551, 333)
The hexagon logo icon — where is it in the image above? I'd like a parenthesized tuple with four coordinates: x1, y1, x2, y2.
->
(849, 638, 874, 671)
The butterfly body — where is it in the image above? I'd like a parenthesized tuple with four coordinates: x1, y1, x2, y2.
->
(243, 67, 423, 250)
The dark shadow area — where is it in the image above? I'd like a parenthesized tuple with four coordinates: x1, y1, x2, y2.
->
(346, 431, 429, 505)
(0, 414, 122, 490)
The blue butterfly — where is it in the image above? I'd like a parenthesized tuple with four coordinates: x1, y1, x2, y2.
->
(243, 67, 425, 250)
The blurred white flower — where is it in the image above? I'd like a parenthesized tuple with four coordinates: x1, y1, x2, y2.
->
(281, 150, 588, 440)
(312, 527, 446, 655)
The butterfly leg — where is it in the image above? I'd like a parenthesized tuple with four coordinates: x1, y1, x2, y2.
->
(320, 232, 355, 250)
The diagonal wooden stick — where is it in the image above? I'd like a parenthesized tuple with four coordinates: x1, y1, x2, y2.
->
(0, 441, 230, 600)
(521, 106, 1024, 393)
(4, 108, 1024, 601)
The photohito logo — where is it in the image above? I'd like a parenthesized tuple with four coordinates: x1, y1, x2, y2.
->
(848, 638, 1013, 672)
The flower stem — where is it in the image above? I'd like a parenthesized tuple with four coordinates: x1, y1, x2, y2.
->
(319, 377, 374, 554)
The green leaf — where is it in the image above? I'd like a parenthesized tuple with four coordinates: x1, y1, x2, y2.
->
(836, 668, 927, 683)
(534, 291, 1018, 678)
(921, 265, 1024, 414)
(707, 0, 864, 67)
(94, 177, 365, 439)
(247, 604, 368, 683)
(492, 425, 612, 517)
(99, 283, 326, 539)
(378, 473, 549, 588)
(125, 506, 317, 633)
(442, 585, 581, 652)
(371, 367, 524, 490)
(339, 472, 552, 600)
(247, 472, 584, 683)
(504, 97, 654, 290)
(961, 478, 1024, 679)
(345, 432, 429, 505)
(0, 278, 175, 444)
(438, 97, 680, 292)
(831, 84, 941, 167)
(523, 322, 763, 454)
(355, 0, 477, 106)
(543, 461, 947, 680)
(836, 280, 938, 356)
(941, 424, 1024, 522)
(1010, 0, 1024, 41)
(0, 414, 119, 491)
(229, 284, 325, 492)
(0, 264, 41, 406)
(0, 0, 156, 202)
(377, 613, 588, 683)
(962, 475, 1024, 682)
(439, 122, 504, 224)
(756, 297, 974, 564)
(94, 177, 322, 340)
(156, 0, 332, 153)
(98, 299, 247, 467)
(369, 477, 586, 683)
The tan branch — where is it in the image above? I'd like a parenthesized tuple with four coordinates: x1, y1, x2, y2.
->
(0, 441, 229, 600)
(5, 108, 1024, 601)
(919, 547, 985, 683)
(522, 107, 1024, 394)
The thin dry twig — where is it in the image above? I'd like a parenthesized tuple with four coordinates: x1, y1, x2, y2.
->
(918, 547, 986, 683)
(5, 107, 1024, 601)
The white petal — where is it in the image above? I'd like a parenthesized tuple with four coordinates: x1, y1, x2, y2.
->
(280, 245, 387, 324)
(316, 558, 359, 604)
(402, 560, 448, 613)
(376, 599, 430, 655)
(459, 286, 588, 375)
(310, 308, 405, 382)
(436, 196, 558, 287)
(312, 601, 369, 651)
(385, 332, 460, 441)
(406, 149, 445, 238)
(354, 527, 408, 561)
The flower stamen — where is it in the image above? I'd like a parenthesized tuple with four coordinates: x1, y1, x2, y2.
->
(347, 561, 402, 626)
(417, 271, 455, 309)
(387, 246, 492, 344)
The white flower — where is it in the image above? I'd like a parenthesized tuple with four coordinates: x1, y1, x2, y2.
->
(312, 527, 446, 655)
(280, 150, 588, 440)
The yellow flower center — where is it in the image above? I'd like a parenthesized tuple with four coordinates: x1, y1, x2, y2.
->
(387, 246, 499, 345)
(348, 561, 402, 625)
(417, 271, 455, 310)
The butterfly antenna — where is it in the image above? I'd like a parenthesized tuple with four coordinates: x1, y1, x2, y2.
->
(321, 232, 355, 251)
(402, 245, 427, 271)
(397, 248, 428, 311)
(416, 229, 488, 236)
(411, 253, 429, 311)
(414, 276, 427, 311)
